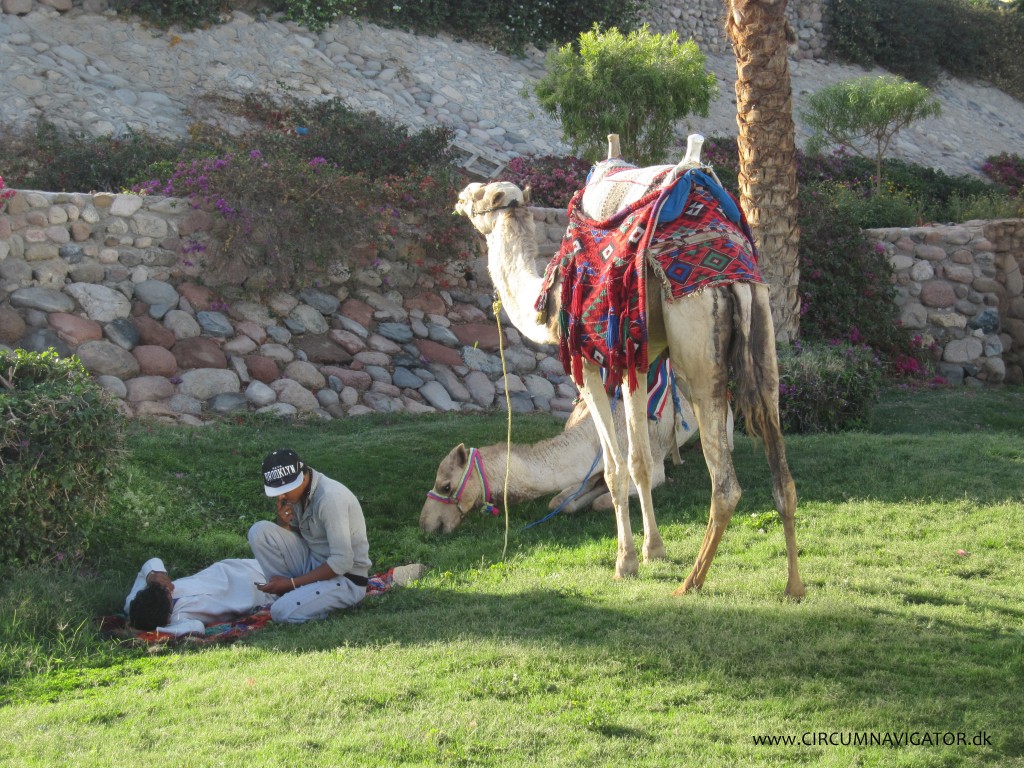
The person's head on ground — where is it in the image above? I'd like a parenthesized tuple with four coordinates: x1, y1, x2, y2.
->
(262, 448, 310, 502)
(128, 583, 173, 630)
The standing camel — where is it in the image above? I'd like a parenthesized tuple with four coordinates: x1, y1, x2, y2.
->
(453, 135, 804, 597)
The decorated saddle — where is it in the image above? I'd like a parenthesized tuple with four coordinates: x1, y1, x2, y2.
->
(537, 162, 762, 391)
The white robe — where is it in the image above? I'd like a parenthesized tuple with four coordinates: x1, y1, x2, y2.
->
(124, 557, 275, 636)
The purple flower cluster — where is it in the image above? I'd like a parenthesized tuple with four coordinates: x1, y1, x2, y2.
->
(981, 152, 1024, 198)
(500, 155, 592, 208)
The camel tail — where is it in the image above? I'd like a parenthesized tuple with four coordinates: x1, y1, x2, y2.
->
(729, 282, 783, 443)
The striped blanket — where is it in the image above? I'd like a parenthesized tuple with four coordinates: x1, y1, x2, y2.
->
(99, 568, 404, 646)
(537, 166, 761, 392)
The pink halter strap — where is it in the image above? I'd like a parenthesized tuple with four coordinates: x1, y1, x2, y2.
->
(425, 447, 500, 517)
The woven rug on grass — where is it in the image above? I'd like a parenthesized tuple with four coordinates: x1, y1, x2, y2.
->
(98, 567, 407, 647)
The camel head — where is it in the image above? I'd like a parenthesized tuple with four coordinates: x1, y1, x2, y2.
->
(454, 181, 530, 236)
(419, 443, 488, 534)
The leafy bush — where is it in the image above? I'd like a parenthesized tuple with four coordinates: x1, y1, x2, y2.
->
(982, 152, 1024, 198)
(535, 25, 718, 166)
(273, 0, 356, 32)
(135, 150, 467, 292)
(776, 342, 884, 433)
(0, 121, 186, 193)
(499, 154, 593, 208)
(123, 94, 468, 291)
(231, 94, 456, 176)
(937, 191, 1024, 222)
(826, 0, 1024, 101)
(0, 350, 124, 566)
(796, 183, 912, 359)
(0, 175, 14, 208)
(113, 0, 226, 30)
(697, 135, 740, 192)
(822, 182, 923, 228)
(348, 0, 645, 54)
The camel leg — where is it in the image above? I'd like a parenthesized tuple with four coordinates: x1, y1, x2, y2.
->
(663, 290, 742, 595)
(622, 375, 665, 562)
(548, 475, 606, 514)
(761, 418, 804, 599)
(579, 364, 638, 579)
(748, 285, 805, 599)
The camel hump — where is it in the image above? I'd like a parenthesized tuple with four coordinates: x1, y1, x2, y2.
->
(580, 162, 675, 221)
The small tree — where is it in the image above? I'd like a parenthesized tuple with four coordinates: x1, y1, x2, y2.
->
(534, 24, 718, 166)
(801, 75, 941, 193)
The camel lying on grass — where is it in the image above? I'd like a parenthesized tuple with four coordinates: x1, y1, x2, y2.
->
(419, 386, 734, 534)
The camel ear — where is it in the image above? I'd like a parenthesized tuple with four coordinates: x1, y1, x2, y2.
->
(522, 185, 531, 204)
(487, 188, 507, 209)
(454, 443, 469, 465)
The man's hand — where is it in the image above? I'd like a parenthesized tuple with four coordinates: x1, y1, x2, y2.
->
(146, 570, 174, 593)
(256, 575, 295, 596)
(276, 498, 296, 528)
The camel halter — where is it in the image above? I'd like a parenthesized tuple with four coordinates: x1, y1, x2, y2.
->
(471, 198, 520, 215)
(426, 447, 501, 518)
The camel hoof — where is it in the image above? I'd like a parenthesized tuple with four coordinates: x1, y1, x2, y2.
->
(672, 575, 701, 596)
(615, 554, 639, 580)
(785, 581, 806, 601)
(642, 541, 666, 562)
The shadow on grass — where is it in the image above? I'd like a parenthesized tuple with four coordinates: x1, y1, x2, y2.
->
(235, 582, 1023, 756)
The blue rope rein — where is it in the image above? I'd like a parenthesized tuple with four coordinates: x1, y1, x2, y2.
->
(523, 356, 684, 529)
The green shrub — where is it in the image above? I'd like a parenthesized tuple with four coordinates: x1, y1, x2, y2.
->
(796, 183, 912, 360)
(0, 350, 125, 566)
(535, 25, 718, 166)
(136, 151, 467, 292)
(880, 158, 994, 210)
(776, 342, 884, 433)
(0, 121, 185, 193)
(233, 94, 456, 176)
(822, 182, 923, 228)
(936, 191, 1024, 222)
(273, 0, 357, 32)
(348, 0, 645, 54)
(826, 0, 1024, 101)
(112, 0, 226, 30)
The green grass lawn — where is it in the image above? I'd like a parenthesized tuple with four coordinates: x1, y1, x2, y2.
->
(1, 387, 1022, 767)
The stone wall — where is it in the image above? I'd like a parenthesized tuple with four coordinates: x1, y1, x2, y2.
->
(642, 0, 829, 61)
(0, 188, 579, 425)
(531, 206, 1024, 386)
(1, 0, 831, 62)
(865, 220, 1024, 385)
(2, 188, 1019, 428)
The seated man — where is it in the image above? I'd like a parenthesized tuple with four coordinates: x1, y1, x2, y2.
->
(125, 556, 275, 636)
(249, 448, 372, 624)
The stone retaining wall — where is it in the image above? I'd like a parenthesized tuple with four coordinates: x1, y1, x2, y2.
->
(642, 0, 829, 61)
(531, 206, 1024, 386)
(2, 188, 1019, 429)
(1, 0, 831, 62)
(0, 188, 578, 425)
(865, 220, 1024, 385)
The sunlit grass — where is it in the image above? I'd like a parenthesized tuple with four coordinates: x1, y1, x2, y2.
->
(1, 388, 1022, 766)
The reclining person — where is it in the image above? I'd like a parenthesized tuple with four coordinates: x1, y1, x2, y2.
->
(125, 556, 275, 636)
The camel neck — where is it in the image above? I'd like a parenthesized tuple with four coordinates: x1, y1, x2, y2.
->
(486, 213, 557, 345)
(476, 424, 603, 502)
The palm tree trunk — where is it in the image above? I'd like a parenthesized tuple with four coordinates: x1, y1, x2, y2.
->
(726, 0, 801, 342)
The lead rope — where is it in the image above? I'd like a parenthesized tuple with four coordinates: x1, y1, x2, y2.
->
(493, 296, 513, 561)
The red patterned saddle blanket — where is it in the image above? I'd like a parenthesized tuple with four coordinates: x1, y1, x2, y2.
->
(537, 167, 761, 391)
